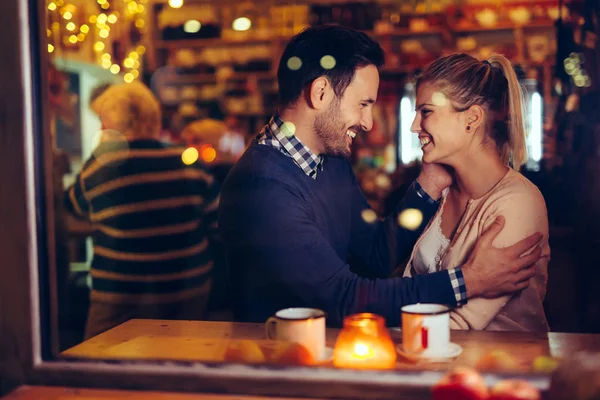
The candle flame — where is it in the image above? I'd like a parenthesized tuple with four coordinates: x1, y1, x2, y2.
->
(353, 343, 374, 359)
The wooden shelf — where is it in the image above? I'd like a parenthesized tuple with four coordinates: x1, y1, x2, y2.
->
(156, 71, 275, 85)
(155, 36, 288, 50)
(155, 28, 449, 50)
(452, 20, 555, 34)
(371, 27, 446, 39)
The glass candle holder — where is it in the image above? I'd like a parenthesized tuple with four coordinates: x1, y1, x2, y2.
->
(333, 313, 397, 369)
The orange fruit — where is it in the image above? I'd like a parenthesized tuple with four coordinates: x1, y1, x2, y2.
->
(269, 342, 315, 366)
(224, 340, 266, 364)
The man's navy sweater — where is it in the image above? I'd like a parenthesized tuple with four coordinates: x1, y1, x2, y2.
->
(219, 143, 457, 327)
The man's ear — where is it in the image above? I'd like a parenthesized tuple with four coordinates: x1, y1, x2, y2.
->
(464, 105, 485, 133)
(308, 76, 334, 110)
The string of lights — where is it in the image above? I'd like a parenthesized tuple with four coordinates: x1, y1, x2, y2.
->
(46, 0, 147, 83)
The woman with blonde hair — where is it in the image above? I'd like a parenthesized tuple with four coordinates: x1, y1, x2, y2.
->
(403, 54, 550, 331)
(65, 81, 220, 338)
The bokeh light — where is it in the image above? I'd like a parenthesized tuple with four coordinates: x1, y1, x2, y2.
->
(432, 92, 448, 107)
(287, 56, 302, 71)
(184, 20, 201, 33)
(200, 145, 217, 163)
(361, 209, 377, 224)
(181, 147, 199, 165)
(282, 121, 296, 137)
(397, 208, 423, 231)
(232, 17, 251, 32)
(375, 174, 391, 190)
(320, 55, 336, 70)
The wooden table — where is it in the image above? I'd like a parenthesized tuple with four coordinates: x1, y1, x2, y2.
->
(2, 386, 326, 400)
(61, 319, 600, 372)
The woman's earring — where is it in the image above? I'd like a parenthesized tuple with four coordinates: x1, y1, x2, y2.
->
(466, 125, 471, 131)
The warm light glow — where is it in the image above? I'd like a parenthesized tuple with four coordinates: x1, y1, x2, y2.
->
(99, 29, 109, 38)
(400, 96, 417, 164)
(48, 2, 57, 11)
(46, 29, 52, 37)
(181, 147, 199, 165)
(353, 343, 374, 359)
(77, 33, 85, 42)
(123, 58, 134, 68)
(89, 15, 97, 24)
(63, 11, 73, 20)
(80, 24, 89, 33)
(110, 64, 121, 74)
(232, 17, 251, 31)
(97, 0, 107, 4)
(101, 59, 112, 69)
(129, 51, 139, 60)
(201, 145, 217, 163)
(529, 92, 543, 162)
(333, 313, 396, 370)
(94, 41, 105, 52)
(137, 4, 145, 13)
(107, 14, 117, 24)
(48, 44, 55, 53)
(398, 208, 423, 230)
(124, 73, 134, 83)
(97, 13, 108, 24)
(168, 0, 184, 9)
(132, 60, 141, 69)
(135, 18, 145, 28)
(101, 53, 111, 60)
(184, 20, 201, 33)
(66, 22, 76, 31)
(101, 2, 110, 9)
(320, 55, 336, 70)
(131, 70, 139, 78)
(136, 45, 146, 54)
(127, 1, 138, 13)
(68, 35, 78, 44)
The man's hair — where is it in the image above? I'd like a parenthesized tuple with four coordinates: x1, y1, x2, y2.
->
(277, 25, 385, 109)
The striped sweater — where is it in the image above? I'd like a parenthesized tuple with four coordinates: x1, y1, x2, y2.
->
(65, 139, 219, 304)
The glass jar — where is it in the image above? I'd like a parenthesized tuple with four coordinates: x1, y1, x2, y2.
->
(333, 313, 397, 369)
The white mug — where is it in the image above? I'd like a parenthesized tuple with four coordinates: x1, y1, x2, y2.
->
(265, 308, 326, 361)
(401, 303, 450, 357)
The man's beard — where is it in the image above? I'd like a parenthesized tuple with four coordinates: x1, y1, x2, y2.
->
(313, 100, 351, 158)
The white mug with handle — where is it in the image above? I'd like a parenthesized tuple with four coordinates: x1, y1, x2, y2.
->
(265, 307, 326, 361)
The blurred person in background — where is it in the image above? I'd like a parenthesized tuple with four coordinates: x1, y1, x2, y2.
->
(64, 81, 220, 338)
(180, 117, 245, 320)
(180, 117, 245, 185)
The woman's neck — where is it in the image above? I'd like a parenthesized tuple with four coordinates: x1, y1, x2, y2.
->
(450, 147, 509, 200)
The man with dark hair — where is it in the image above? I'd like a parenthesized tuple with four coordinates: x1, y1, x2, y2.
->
(219, 25, 542, 327)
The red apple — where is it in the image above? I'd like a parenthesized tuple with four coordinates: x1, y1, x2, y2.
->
(489, 379, 541, 400)
(432, 366, 489, 400)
